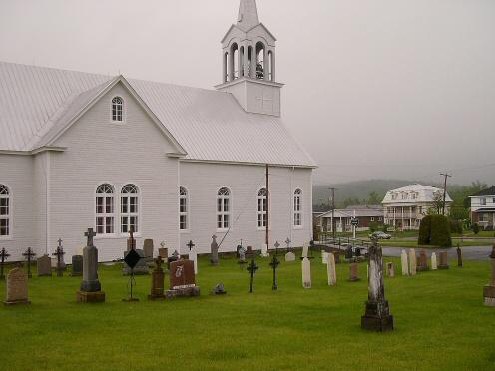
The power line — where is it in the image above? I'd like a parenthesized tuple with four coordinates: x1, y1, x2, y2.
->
(440, 172, 453, 215)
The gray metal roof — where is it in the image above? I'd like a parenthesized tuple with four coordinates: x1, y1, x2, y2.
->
(0, 61, 315, 167)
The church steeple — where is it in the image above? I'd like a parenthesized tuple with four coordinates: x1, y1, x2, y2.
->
(216, 0, 283, 117)
(237, 0, 259, 31)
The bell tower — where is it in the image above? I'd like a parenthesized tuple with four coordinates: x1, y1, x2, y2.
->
(216, 0, 283, 117)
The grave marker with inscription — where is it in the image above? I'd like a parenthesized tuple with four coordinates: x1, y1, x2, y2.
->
(4, 267, 30, 305)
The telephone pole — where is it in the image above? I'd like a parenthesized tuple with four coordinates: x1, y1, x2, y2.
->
(329, 187, 337, 240)
(440, 172, 452, 216)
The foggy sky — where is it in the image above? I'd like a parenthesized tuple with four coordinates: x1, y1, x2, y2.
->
(1, 0, 494, 186)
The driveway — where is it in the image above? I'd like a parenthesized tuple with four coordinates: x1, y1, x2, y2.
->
(382, 245, 493, 261)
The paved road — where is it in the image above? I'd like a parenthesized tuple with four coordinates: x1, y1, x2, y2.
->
(382, 246, 493, 260)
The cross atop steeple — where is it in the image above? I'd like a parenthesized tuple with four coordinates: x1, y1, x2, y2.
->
(237, 0, 259, 31)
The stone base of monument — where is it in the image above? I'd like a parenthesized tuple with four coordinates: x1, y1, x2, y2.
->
(76, 291, 106, 303)
(165, 286, 200, 299)
(3, 299, 31, 306)
(361, 301, 394, 332)
(483, 285, 495, 307)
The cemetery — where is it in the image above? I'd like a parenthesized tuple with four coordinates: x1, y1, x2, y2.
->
(1, 234, 494, 370)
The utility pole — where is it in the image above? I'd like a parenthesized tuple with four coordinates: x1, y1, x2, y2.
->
(440, 172, 452, 216)
(265, 164, 269, 248)
(329, 188, 337, 240)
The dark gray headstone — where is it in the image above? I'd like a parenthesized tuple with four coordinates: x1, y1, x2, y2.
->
(71, 255, 83, 276)
(37, 255, 52, 277)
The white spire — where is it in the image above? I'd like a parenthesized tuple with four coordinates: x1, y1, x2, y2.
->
(237, 0, 259, 31)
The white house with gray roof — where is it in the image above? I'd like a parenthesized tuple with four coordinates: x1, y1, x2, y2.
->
(0, 0, 315, 261)
(382, 184, 452, 230)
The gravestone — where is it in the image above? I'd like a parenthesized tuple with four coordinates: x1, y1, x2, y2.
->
(349, 262, 360, 282)
(238, 245, 247, 263)
(143, 239, 154, 259)
(334, 253, 341, 264)
(386, 262, 395, 278)
(159, 247, 168, 259)
(22, 247, 36, 278)
(187, 240, 198, 275)
(302, 243, 309, 259)
(166, 259, 200, 298)
(327, 253, 337, 286)
(438, 251, 449, 269)
(77, 228, 105, 303)
(210, 235, 219, 266)
(246, 246, 254, 259)
(285, 251, 296, 262)
(361, 236, 394, 332)
(3, 268, 30, 305)
(321, 250, 328, 264)
(457, 245, 463, 267)
(483, 245, 495, 306)
(247, 259, 258, 293)
(260, 244, 269, 258)
(408, 249, 417, 276)
(269, 254, 280, 290)
(37, 254, 52, 277)
(123, 249, 149, 275)
(0, 248, 10, 280)
(401, 249, 409, 276)
(211, 283, 227, 295)
(52, 239, 65, 277)
(168, 250, 180, 269)
(302, 257, 311, 288)
(71, 255, 83, 277)
(431, 252, 438, 270)
(417, 250, 428, 272)
(148, 256, 165, 300)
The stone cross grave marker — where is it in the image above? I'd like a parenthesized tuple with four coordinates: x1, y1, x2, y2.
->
(327, 252, 337, 286)
(52, 238, 65, 277)
(302, 257, 311, 288)
(4, 267, 30, 305)
(401, 249, 409, 275)
(148, 256, 165, 300)
(22, 247, 36, 278)
(431, 252, 438, 270)
(349, 262, 360, 282)
(187, 240, 198, 275)
(77, 228, 105, 303)
(483, 245, 495, 306)
(269, 254, 280, 290)
(247, 259, 259, 293)
(37, 254, 52, 277)
(273, 241, 280, 255)
(210, 235, 219, 266)
(0, 247, 10, 280)
(408, 249, 417, 276)
(361, 236, 394, 332)
(438, 251, 449, 269)
(285, 238, 291, 251)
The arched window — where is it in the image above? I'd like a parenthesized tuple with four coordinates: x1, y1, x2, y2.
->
(121, 184, 139, 233)
(96, 184, 115, 234)
(179, 186, 188, 230)
(112, 96, 124, 122)
(257, 188, 267, 228)
(217, 187, 231, 230)
(255, 42, 265, 79)
(232, 43, 239, 80)
(293, 189, 302, 227)
(0, 185, 10, 237)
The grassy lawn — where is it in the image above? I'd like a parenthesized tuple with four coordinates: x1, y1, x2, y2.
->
(380, 239, 495, 248)
(1, 255, 494, 370)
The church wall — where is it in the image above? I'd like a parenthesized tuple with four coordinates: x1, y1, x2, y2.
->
(0, 154, 35, 260)
(48, 83, 180, 262)
(179, 161, 312, 254)
(33, 152, 48, 257)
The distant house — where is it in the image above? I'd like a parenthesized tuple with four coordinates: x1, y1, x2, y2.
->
(316, 205, 383, 233)
(469, 186, 495, 230)
(382, 184, 452, 230)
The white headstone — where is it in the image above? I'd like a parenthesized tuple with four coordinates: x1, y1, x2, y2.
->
(401, 249, 409, 276)
(321, 250, 328, 264)
(189, 248, 198, 275)
(409, 248, 417, 276)
(302, 243, 309, 258)
(260, 244, 269, 258)
(431, 252, 438, 270)
(285, 251, 296, 262)
(327, 253, 336, 286)
(302, 257, 311, 289)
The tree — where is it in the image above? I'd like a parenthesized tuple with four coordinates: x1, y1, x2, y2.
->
(418, 215, 452, 247)
(367, 191, 382, 205)
(473, 223, 480, 235)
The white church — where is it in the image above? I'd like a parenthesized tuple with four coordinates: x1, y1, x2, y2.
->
(0, 0, 316, 262)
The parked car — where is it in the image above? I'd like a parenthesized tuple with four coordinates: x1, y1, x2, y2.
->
(370, 231, 392, 240)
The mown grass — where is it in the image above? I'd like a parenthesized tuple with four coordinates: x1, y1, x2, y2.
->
(1, 254, 494, 371)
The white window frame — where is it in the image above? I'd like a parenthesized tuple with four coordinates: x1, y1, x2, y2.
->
(370, 217, 375, 222)
(95, 184, 115, 236)
(481, 198, 487, 206)
(257, 188, 268, 229)
(0, 185, 11, 239)
(293, 188, 303, 228)
(111, 96, 124, 123)
(179, 186, 189, 231)
(217, 187, 231, 231)
(121, 184, 139, 234)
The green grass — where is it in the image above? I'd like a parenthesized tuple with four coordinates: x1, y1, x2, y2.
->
(1, 255, 494, 371)
(381, 239, 494, 248)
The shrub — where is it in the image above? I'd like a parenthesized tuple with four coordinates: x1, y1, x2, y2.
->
(473, 223, 480, 235)
(418, 215, 452, 247)
(450, 219, 463, 234)
(382, 224, 389, 233)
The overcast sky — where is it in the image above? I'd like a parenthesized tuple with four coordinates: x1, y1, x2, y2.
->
(1, 0, 494, 186)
